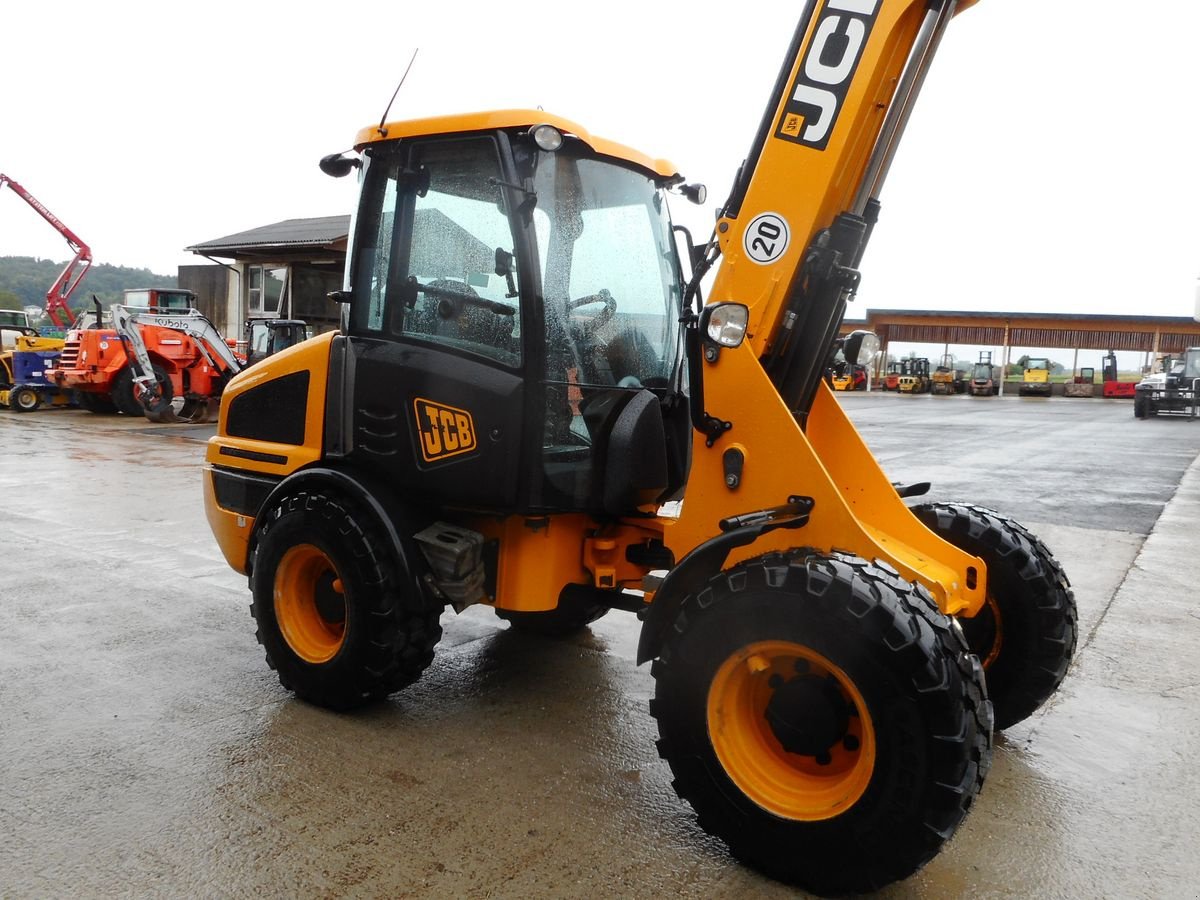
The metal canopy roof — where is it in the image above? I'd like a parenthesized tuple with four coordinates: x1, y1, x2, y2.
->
(842, 309, 1200, 354)
(186, 216, 350, 260)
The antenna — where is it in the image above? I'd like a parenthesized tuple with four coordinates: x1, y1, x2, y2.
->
(377, 49, 420, 138)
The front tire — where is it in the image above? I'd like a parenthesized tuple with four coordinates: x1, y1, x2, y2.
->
(10, 386, 41, 412)
(912, 502, 1077, 730)
(650, 552, 991, 895)
(142, 364, 177, 422)
(251, 491, 443, 710)
(112, 368, 146, 417)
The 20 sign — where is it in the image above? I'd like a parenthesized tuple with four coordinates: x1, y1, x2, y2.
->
(743, 212, 791, 265)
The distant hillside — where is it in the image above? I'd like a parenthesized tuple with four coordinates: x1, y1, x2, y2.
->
(0, 256, 176, 317)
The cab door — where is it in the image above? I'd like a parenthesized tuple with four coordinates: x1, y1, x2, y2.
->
(338, 137, 526, 510)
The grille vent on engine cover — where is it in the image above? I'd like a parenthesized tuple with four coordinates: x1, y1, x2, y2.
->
(226, 371, 309, 445)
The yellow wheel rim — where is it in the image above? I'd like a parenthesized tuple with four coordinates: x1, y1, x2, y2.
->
(964, 594, 1003, 670)
(274, 544, 346, 664)
(707, 640, 876, 821)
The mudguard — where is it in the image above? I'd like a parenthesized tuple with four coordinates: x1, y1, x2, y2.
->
(250, 464, 440, 610)
(636, 498, 811, 664)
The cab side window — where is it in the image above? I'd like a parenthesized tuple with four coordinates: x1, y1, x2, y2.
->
(351, 139, 522, 368)
(399, 140, 521, 367)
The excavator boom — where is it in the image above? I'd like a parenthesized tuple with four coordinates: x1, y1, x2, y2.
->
(0, 174, 92, 330)
(111, 304, 244, 423)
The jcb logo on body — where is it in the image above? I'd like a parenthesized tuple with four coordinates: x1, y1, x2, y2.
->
(776, 0, 879, 150)
(413, 398, 478, 463)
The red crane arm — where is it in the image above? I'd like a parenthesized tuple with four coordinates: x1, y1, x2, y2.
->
(0, 173, 93, 329)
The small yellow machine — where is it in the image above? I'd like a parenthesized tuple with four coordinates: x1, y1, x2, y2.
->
(0, 332, 68, 412)
(897, 356, 931, 392)
(203, 1, 1076, 891)
(829, 362, 866, 391)
(1020, 356, 1053, 396)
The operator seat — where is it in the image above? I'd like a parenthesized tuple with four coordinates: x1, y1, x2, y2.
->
(605, 326, 662, 387)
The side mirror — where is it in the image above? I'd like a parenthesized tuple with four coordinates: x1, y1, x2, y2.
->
(494, 247, 513, 277)
(842, 329, 880, 366)
(319, 152, 361, 178)
(399, 165, 430, 198)
(494, 248, 518, 299)
(699, 303, 750, 348)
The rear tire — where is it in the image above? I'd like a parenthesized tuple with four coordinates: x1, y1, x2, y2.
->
(251, 491, 444, 710)
(650, 552, 991, 895)
(77, 391, 118, 414)
(912, 502, 1077, 730)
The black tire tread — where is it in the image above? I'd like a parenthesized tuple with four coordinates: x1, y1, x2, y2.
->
(112, 368, 146, 417)
(251, 491, 443, 710)
(912, 502, 1077, 730)
(77, 391, 118, 414)
(10, 386, 41, 412)
(650, 551, 992, 895)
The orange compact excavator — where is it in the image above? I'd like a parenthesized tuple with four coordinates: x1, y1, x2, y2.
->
(203, 1, 1077, 891)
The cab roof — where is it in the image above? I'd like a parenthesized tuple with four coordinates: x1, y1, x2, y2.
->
(355, 109, 679, 181)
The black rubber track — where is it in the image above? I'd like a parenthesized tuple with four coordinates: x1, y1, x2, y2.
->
(649, 551, 992, 896)
(912, 502, 1077, 730)
(250, 491, 443, 711)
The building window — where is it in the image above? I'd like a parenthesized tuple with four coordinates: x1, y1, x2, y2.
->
(248, 265, 288, 316)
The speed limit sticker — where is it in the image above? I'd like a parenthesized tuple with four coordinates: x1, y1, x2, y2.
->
(743, 212, 791, 265)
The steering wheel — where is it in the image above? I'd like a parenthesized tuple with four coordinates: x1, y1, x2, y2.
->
(568, 288, 617, 336)
(420, 278, 516, 317)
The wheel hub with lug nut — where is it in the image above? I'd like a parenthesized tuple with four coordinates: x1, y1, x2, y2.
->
(707, 640, 876, 821)
(764, 665, 852, 762)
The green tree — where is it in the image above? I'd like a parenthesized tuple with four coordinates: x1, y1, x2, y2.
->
(0, 256, 176, 313)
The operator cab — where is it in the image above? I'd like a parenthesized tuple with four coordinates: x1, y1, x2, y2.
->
(124, 288, 196, 313)
(1182, 349, 1200, 380)
(245, 318, 310, 367)
(333, 114, 692, 517)
(69, 289, 196, 331)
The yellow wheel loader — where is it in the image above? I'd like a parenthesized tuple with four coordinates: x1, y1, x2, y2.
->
(203, 0, 1076, 891)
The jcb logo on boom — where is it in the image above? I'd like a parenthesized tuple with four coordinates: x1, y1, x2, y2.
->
(413, 398, 478, 464)
(776, 0, 879, 150)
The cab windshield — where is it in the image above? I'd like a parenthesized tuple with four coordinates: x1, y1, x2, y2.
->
(527, 148, 684, 393)
(519, 144, 685, 509)
(1184, 350, 1200, 379)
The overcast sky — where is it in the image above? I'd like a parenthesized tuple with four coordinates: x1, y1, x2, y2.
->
(3, 0, 1198, 364)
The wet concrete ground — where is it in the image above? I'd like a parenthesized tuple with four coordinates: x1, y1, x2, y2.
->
(2, 394, 1199, 898)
